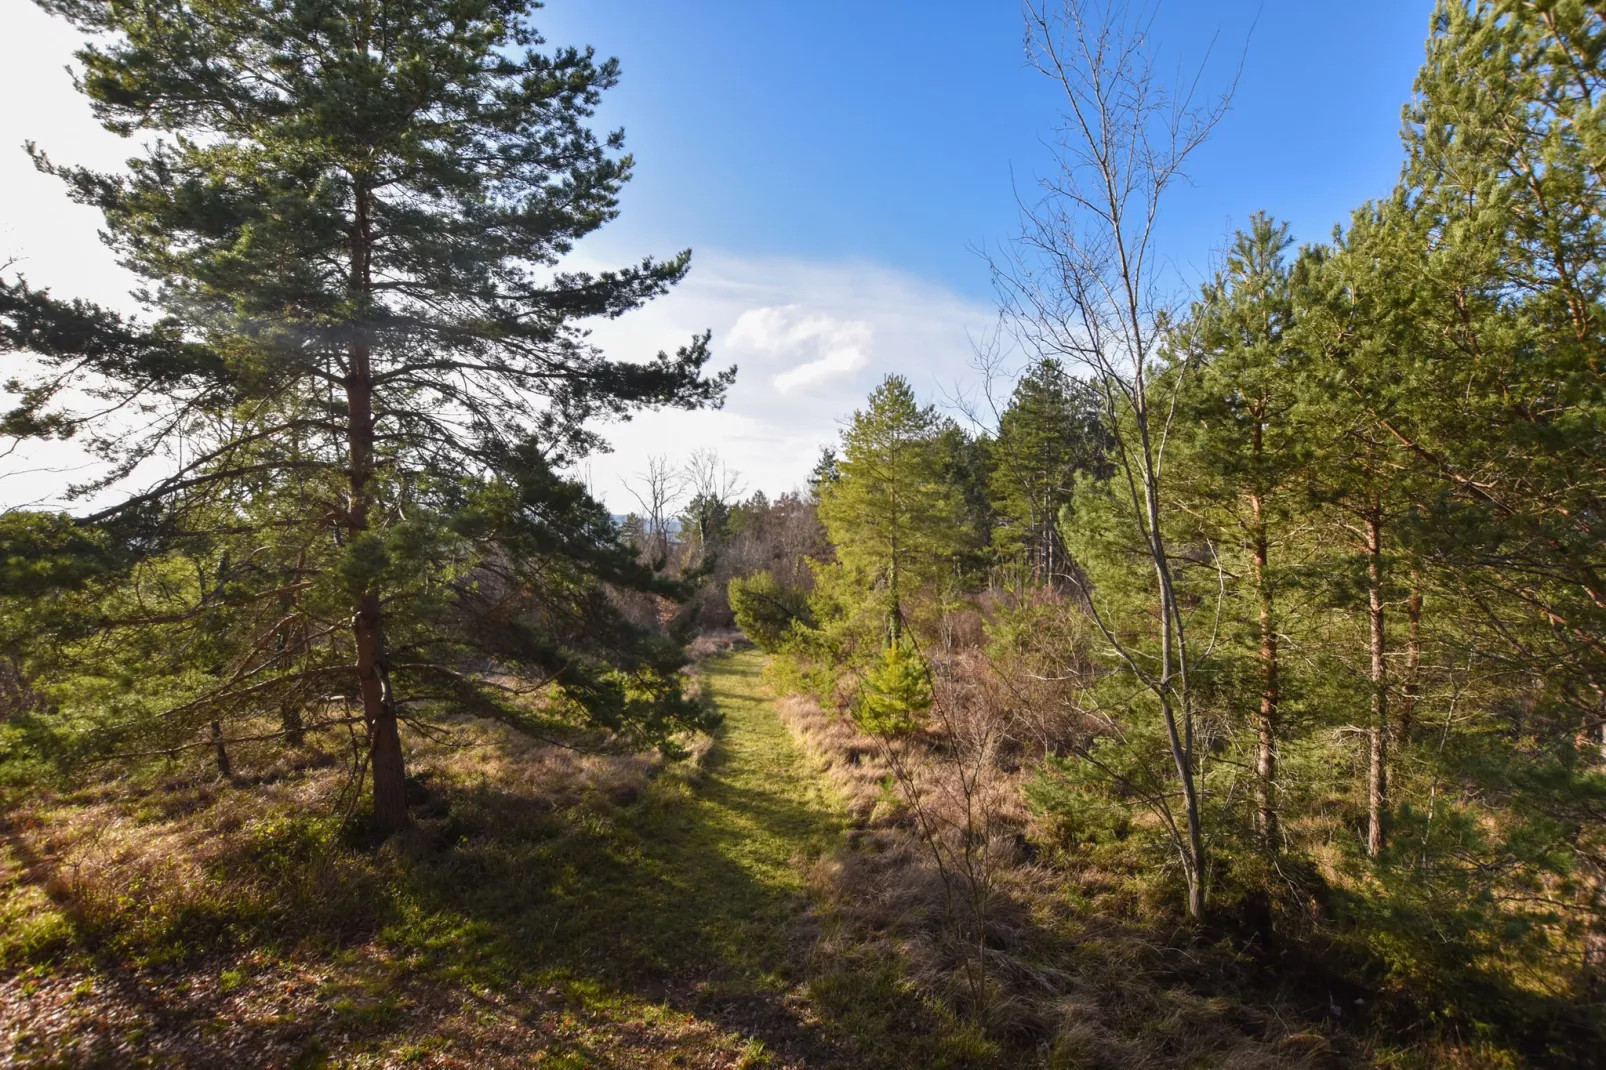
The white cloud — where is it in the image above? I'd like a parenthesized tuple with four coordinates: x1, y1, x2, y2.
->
(0, 9, 1004, 515)
(0, 246, 1000, 514)
(726, 305, 873, 392)
(573, 252, 999, 508)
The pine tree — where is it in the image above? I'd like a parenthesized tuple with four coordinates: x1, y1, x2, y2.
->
(933, 418, 995, 583)
(817, 375, 964, 645)
(1314, 0, 1606, 961)
(1395, 0, 1606, 737)
(857, 640, 932, 736)
(1169, 214, 1311, 849)
(1291, 215, 1420, 860)
(2, 0, 732, 833)
(989, 357, 1106, 589)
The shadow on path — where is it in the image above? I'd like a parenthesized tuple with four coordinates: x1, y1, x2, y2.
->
(391, 649, 856, 1066)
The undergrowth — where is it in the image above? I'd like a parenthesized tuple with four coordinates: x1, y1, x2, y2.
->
(0, 653, 849, 1067)
(770, 665, 1596, 1069)
(2, 651, 1588, 1067)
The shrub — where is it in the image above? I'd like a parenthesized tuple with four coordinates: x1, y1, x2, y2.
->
(727, 571, 811, 652)
(856, 642, 931, 736)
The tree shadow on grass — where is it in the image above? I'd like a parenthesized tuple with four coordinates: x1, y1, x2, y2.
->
(386, 734, 856, 1064)
(0, 654, 975, 1068)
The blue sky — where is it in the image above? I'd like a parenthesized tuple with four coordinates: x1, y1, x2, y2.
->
(535, 1, 1433, 299)
(0, 1, 1435, 509)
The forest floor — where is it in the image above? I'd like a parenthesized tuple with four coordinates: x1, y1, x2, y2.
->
(1, 650, 982, 1069)
(3, 650, 1585, 1068)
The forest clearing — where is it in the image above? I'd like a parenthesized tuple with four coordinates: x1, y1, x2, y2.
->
(2, 0, 1604, 1065)
(3, 650, 1455, 1067)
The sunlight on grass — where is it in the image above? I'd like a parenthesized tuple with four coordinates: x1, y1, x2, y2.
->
(0, 651, 1011, 1067)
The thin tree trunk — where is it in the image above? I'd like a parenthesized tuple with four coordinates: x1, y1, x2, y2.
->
(274, 628, 305, 746)
(211, 719, 231, 779)
(1590, 688, 1606, 994)
(1043, 508, 1055, 588)
(888, 534, 902, 646)
(1251, 494, 1278, 849)
(346, 177, 408, 836)
(280, 702, 305, 747)
(1139, 407, 1205, 919)
(1585, 861, 1606, 997)
(1166, 683, 1206, 920)
(1589, 677, 1606, 763)
(279, 554, 306, 747)
(1366, 506, 1388, 858)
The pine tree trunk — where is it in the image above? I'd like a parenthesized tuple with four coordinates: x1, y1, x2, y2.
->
(280, 702, 305, 747)
(211, 719, 231, 779)
(888, 539, 902, 645)
(1366, 507, 1388, 859)
(1043, 508, 1056, 588)
(347, 350, 408, 834)
(346, 177, 408, 837)
(1251, 495, 1278, 850)
(355, 591, 408, 833)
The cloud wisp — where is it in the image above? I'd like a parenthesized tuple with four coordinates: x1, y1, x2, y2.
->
(726, 305, 874, 392)
(575, 252, 998, 508)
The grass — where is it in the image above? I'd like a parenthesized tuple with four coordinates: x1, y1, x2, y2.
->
(6, 650, 1546, 1067)
(0, 651, 982, 1068)
(535, 649, 844, 985)
(380, 652, 851, 1003)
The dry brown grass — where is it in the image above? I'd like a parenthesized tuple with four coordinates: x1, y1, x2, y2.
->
(0, 707, 804, 1068)
(0, 644, 1538, 1068)
(1, 714, 686, 963)
(768, 662, 1364, 1068)
(687, 627, 753, 661)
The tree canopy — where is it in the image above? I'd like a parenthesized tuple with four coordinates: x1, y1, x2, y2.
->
(1, 0, 733, 832)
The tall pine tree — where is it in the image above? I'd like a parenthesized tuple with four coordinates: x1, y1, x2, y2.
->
(988, 357, 1106, 590)
(1170, 214, 1312, 849)
(817, 375, 964, 645)
(1, 0, 732, 833)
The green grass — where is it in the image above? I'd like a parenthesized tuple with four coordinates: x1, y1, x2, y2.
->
(0, 651, 1007, 1067)
(644, 650, 846, 976)
(1, 651, 890, 1066)
(393, 651, 845, 990)
(7, 652, 1579, 1067)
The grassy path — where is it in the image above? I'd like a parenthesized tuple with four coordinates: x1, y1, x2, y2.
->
(453, 647, 853, 1065)
(686, 649, 844, 925)
(416, 647, 849, 983)
(1, 650, 865, 1069)
(682, 654, 990, 1070)
(590, 648, 848, 995)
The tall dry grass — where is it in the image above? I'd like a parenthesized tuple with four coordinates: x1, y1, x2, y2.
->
(770, 654, 1353, 1067)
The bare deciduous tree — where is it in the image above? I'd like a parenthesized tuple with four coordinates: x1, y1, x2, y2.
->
(623, 455, 685, 566)
(990, 0, 1238, 919)
(683, 447, 745, 511)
